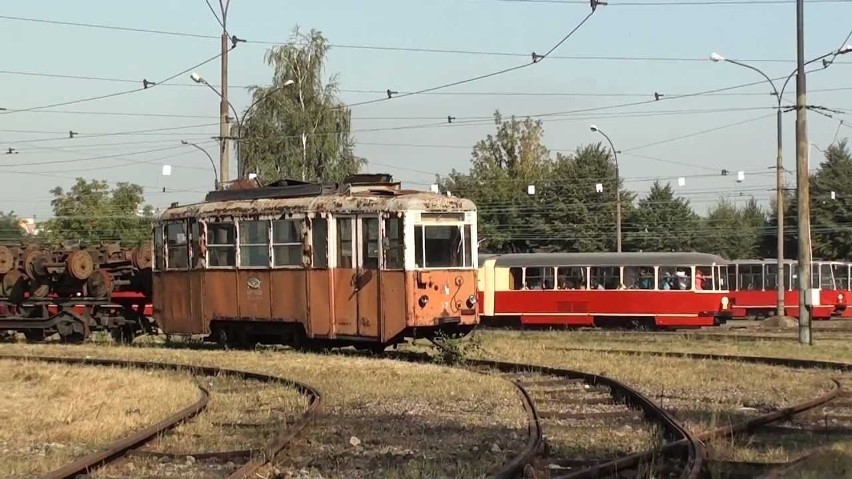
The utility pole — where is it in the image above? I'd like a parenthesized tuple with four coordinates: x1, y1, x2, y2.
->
(775, 106, 785, 317)
(219, 31, 230, 185)
(795, 0, 812, 345)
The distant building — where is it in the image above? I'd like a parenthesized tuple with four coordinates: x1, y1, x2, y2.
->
(17, 218, 39, 236)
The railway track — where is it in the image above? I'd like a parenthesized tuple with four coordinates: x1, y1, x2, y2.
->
(546, 346, 852, 478)
(0, 354, 321, 479)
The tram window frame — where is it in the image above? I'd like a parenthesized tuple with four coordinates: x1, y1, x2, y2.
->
(383, 216, 404, 270)
(238, 219, 270, 268)
(819, 263, 836, 289)
(413, 223, 472, 269)
(557, 266, 587, 289)
(361, 217, 380, 269)
(812, 264, 822, 289)
(525, 266, 556, 290)
(695, 266, 714, 290)
(189, 221, 203, 269)
(764, 264, 779, 291)
(165, 222, 189, 270)
(658, 266, 693, 291)
(622, 266, 656, 290)
(590, 266, 620, 290)
(509, 267, 524, 290)
(717, 265, 729, 291)
(311, 217, 329, 269)
(206, 221, 236, 268)
(271, 218, 303, 268)
(736, 264, 763, 290)
(153, 225, 164, 271)
(836, 263, 850, 291)
(337, 218, 355, 269)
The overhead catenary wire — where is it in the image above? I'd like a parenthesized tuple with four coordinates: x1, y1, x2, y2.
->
(1, 14, 848, 65)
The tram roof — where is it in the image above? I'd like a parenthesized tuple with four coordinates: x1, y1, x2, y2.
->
(491, 252, 730, 267)
(157, 175, 476, 220)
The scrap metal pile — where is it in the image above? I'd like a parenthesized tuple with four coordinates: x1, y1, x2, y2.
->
(0, 242, 154, 343)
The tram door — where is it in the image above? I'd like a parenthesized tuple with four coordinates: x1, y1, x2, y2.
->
(333, 216, 380, 338)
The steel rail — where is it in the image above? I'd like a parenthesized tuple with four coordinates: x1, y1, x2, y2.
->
(396, 344, 703, 479)
(0, 354, 322, 479)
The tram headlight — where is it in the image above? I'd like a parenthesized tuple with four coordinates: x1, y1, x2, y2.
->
(419, 295, 429, 308)
(721, 296, 730, 310)
(467, 295, 477, 308)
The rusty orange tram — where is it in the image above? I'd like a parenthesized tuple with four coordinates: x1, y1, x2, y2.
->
(152, 174, 479, 351)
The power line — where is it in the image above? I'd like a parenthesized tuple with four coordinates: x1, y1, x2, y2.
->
(499, 0, 852, 4)
(1, 122, 218, 146)
(0, 48, 232, 115)
(3, 14, 848, 65)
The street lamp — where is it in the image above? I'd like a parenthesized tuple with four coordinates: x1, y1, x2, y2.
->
(190, 71, 295, 180)
(710, 45, 851, 318)
(181, 140, 219, 190)
(590, 124, 622, 253)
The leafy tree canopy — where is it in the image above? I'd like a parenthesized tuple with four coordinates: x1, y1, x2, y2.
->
(239, 26, 366, 183)
(44, 179, 153, 246)
(700, 197, 766, 259)
(624, 181, 699, 252)
(0, 211, 25, 243)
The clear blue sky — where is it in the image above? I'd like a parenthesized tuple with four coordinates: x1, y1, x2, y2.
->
(0, 0, 849, 219)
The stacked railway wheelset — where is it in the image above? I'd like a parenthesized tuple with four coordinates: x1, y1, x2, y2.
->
(0, 241, 155, 343)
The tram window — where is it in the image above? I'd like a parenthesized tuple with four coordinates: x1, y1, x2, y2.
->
(695, 266, 714, 290)
(836, 264, 850, 290)
(590, 267, 620, 290)
(207, 222, 236, 267)
(414, 225, 469, 268)
(659, 266, 692, 290)
(510, 267, 524, 290)
(190, 222, 203, 269)
(622, 266, 655, 290)
(812, 264, 822, 289)
(153, 225, 164, 270)
(736, 264, 763, 290)
(312, 218, 328, 268)
(384, 217, 404, 269)
(764, 264, 779, 290)
(557, 266, 587, 289)
(362, 218, 380, 269)
(337, 218, 354, 268)
(727, 267, 737, 292)
(820, 263, 836, 289)
(525, 267, 555, 290)
(717, 265, 729, 290)
(272, 219, 302, 267)
(239, 220, 269, 268)
(165, 223, 188, 270)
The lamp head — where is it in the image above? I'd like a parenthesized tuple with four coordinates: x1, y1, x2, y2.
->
(709, 52, 725, 62)
(590, 125, 598, 132)
(839, 44, 852, 54)
(190, 72, 204, 84)
(282, 79, 295, 87)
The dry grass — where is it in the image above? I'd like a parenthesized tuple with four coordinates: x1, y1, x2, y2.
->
(518, 323, 852, 363)
(0, 341, 529, 479)
(0, 358, 198, 478)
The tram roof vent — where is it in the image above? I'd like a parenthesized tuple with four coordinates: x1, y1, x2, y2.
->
(204, 177, 336, 202)
(339, 173, 401, 195)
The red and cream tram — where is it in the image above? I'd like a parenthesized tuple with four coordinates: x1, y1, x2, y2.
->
(727, 259, 849, 320)
(478, 252, 732, 329)
(151, 175, 479, 350)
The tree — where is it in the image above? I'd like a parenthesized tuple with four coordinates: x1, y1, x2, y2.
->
(443, 112, 551, 253)
(0, 211, 24, 243)
(700, 197, 766, 259)
(538, 144, 634, 252)
(624, 181, 700, 252)
(810, 139, 852, 260)
(44, 179, 153, 246)
(239, 27, 366, 183)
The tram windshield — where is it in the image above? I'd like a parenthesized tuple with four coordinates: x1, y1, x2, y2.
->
(414, 223, 474, 268)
